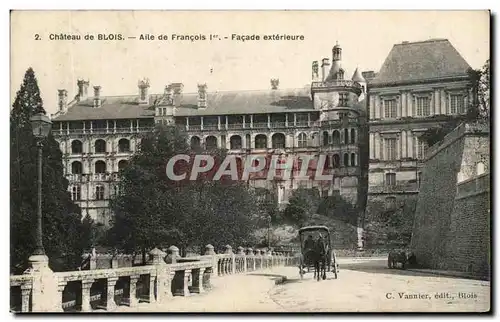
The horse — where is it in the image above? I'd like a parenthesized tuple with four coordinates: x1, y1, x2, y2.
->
(313, 237, 329, 281)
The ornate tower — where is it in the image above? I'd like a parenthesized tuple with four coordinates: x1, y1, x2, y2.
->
(310, 42, 366, 206)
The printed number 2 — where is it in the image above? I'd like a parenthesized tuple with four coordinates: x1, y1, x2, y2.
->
(34, 34, 40, 40)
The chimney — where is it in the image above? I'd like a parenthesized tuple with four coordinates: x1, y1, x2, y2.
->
(58, 89, 68, 113)
(312, 61, 319, 81)
(164, 85, 173, 105)
(77, 79, 89, 101)
(138, 78, 150, 105)
(270, 78, 279, 90)
(93, 86, 101, 108)
(170, 83, 184, 107)
(197, 83, 208, 108)
(321, 58, 330, 81)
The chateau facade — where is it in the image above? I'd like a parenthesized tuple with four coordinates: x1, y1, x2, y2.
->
(51, 43, 368, 226)
(365, 39, 473, 205)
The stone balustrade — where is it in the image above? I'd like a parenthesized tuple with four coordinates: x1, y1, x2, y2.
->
(10, 244, 295, 313)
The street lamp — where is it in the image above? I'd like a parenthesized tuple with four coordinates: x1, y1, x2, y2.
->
(29, 112, 52, 256)
(267, 215, 272, 249)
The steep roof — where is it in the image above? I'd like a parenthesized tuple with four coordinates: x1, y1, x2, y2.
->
(351, 68, 365, 82)
(371, 39, 471, 85)
(53, 88, 315, 121)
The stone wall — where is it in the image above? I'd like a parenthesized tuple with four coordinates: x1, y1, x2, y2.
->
(410, 123, 490, 278)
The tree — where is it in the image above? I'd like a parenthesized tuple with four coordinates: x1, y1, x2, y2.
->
(317, 194, 358, 226)
(282, 188, 321, 226)
(107, 125, 264, 256)
(10, 68, 84, 274)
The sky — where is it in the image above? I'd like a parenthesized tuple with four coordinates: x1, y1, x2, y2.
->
(10, 10, 490, 116)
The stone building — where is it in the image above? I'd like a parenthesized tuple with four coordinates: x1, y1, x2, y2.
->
(51, 43, 368, 226)
(365, 39, 473, 208)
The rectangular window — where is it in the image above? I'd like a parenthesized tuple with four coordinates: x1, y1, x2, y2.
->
(416, 139, 427, 160)
(385, 173, 396, 186)
(416, 97, 430, 116)
(384, 99, 397, 118)
(96, 186, 105, 200)
(450, 95, 464, 114)
(339, 93, 348, 106)
(71, 186, 81, 201)
(385, 138, 397, 160)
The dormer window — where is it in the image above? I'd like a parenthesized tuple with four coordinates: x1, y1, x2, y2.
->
(338, 69, 344, 80)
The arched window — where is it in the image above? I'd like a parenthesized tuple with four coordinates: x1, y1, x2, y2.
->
(230, 135, 242, 149)
(271, 133, 286, 149)
(71, 140, 83, 154)
(351, 153, 356, 166)
(338, 69, 344, 80)
(332, 154, 340, 168)
(343, 153, 349, 166)
(205, 136, 218, 150)
(190, 136, 201, 149)
(95, 185, 105, 200)
(118, 160, 128, 170)
(298, 133, 307, 148)
(95, 160, 106, 174)
(322, 131, 329, 147)
(71, 186, 81, 201)
(118, 139, 130, 152)
(71, 161, 83, 174)
(255, 134, 267, 149)
(332, 130, 340, 145)
(344, 129, 349, 144)
(95, 139, 106, 153)
(350, 129, 356, 144)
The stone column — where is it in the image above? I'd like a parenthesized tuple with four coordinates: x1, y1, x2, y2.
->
(401, 92, 407, 117)
(204, 244, 217, 279)
(191, 268, 204, 293)
(397, 133, 402, 160)
(434, 89, 441, 115)
(225, 245, 235, 274)
(148, 275, 156, 304)
(407, 93, 413, 117)
(401, 131, 407, 158)
(441, 89, 447, 114)
(129, 275, 140, 307)
(369, 94, 375, 120)
(237, 246, 246, 273)
(407, 131, 414, 159)
(397, 96, 402, 119)
(182, 270, 191, 296)
(81, 279, 94, 312)
(374, 95, 380, 119)
(28, 254, 63, 312)
(374, 132, 381, 160)
(149, 248, 172, 304)
(21, 283, 32, 312)
(369, 133, 375, 159)
(165, 246, 180, 264)
(106, 277, 118, 311)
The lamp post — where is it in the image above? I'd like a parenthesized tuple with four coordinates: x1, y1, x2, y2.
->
(29, 112, 52, 256)
(267, 215, 272, 249)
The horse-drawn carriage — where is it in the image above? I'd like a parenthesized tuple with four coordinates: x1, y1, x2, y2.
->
(298, 225, 338, 281)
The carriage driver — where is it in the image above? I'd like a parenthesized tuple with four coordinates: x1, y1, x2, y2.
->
(304, 235, 315, 251)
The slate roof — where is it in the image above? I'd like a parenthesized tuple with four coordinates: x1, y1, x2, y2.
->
(371, 39, 471, 85)
(53, 88, 315, 121)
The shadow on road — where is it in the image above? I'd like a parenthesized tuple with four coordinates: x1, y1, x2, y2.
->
(340, 259, 468, 280)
